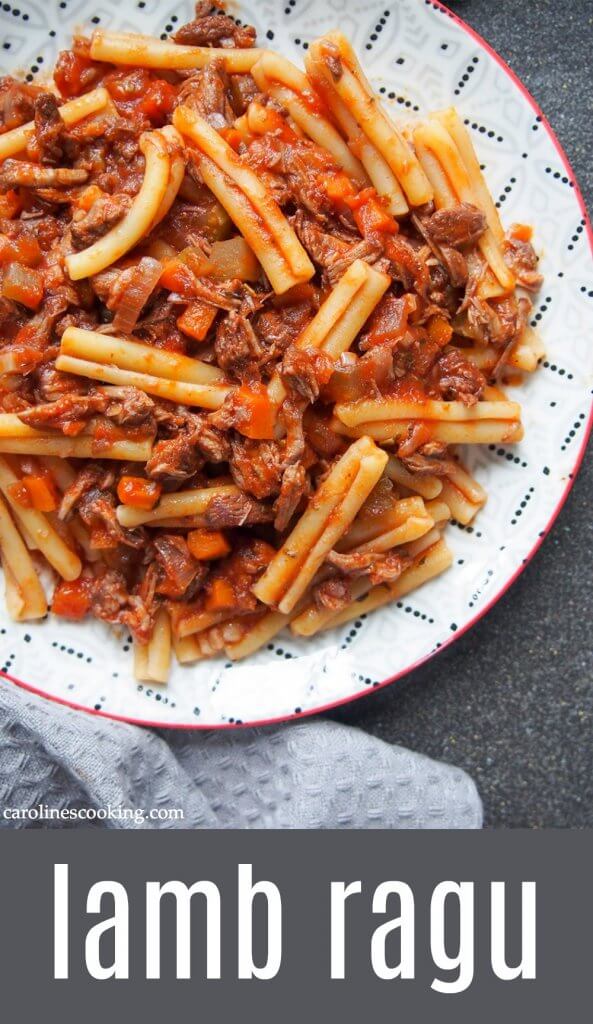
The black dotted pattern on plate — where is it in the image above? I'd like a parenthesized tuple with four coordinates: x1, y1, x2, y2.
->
(454, 56, 479, 96)
(463, 112, 503, 144)
(136, 683, 177, 709)
(378, 85, 420, 113)
(364, 9, 391, 51)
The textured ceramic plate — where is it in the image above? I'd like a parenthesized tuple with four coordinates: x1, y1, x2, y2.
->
(0, 0, 591, 727)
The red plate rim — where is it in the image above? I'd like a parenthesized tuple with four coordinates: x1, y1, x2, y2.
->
(2, 0, 592, 730)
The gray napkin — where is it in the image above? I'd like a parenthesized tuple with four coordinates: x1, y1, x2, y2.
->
(0, 678, 482, 828)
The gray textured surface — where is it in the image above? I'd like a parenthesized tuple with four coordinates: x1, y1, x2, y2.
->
(334, 0, 593, 828)
(0, 678, 482, 828)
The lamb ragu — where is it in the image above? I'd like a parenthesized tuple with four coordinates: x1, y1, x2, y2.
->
(0, 4, 543, 682)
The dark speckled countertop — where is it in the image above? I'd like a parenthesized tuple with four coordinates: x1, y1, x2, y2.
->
(332, 0, 593, 827)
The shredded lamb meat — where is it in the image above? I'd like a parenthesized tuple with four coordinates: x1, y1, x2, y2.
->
(177, 60, 235, 130)
(229, 436, 283, 499)
(431, 349, 486, 406)
(423, 203, 487, 249)
(292, 211, 383, 284)
(34, 362, 85, 404)
(0, 159, 88, 190)
(58, 463, 114, 519)
(214, 310, 266, 381)
(193, 416, 231, 462)
(384, 233, 430, 294)
(280, 345, 334, 404)
(0, 10, 543, 676)
(78, 487, 145, 549)
(153, 534, 206, 599)
(103, 387, 156, 428)
(32, 93, 69, 167)
(70, 195, 132, 250)
(503, 234, 544, 291)
(204, 490, 274, 528)
(91, 570, 154, 644)
(326, 549, 412, 586)
(17, 392, 107, 432)
(145, 432, 202, 485)
(313, 575, 351, 612)
(274, 462, 308, 532)
(174, 5, 256, 49)
(398, 447, 453, 476)
(253, 296, 317, 360)
(0, 76, 38, 130)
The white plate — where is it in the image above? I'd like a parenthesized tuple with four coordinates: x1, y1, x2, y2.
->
(1, 0, 591, 727)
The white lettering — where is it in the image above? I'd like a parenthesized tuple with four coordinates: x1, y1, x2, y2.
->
(237, 863, 282, 980)
(431, 881, 474, 994)
(371, 881, 415, 980)
(85, 881, 129, 980)
(491, 881, 536, 980)
(330, 880, 362, 979)
(53, 863, 69, 979)
(145, 879, 221, 979)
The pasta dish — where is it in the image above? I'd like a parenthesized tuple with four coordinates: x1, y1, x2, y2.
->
(0, 4, 544, 683)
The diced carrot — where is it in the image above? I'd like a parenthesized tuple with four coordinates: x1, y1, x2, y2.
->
(272, 282, 317, 308)
(223, 538, 276, 578)
(344, 186, 398, 234)
(234, 383, 277, 440)
(427, 314, 453, 347)
(204, 577, 236, 612)
(1, 262, 44, 309)
(239, 538, 276, 568)
(160, 248, 209, 296)
(13, 322, 40, 347)
(509, 222, 533, 242)
(344, 186, 375, 211)
(7, 480, 31, 508)
(221, 127, 244, 152)
(138, 79, 176, 124)
(88, 528, 118, 550)
(187, 528, 231, 561)
(105, 69, 176, 124)
(177, 301, 218, 341)
(117, 476, 162, 510)
(325, 172, 357, 204)
(353, 196, 398, 237)
(0, 234, 41, 267)
(54, 51, 100, 99)
(73, 184, 106, 212)
(52, 578, 93, 620)
(0, 190, 22, 220)
(159, 259, 196, 297)
(22, 473, 60, 512)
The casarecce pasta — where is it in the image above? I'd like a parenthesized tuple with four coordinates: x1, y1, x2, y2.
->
(0, 5, 544, 677)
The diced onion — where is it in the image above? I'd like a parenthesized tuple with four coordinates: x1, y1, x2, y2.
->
(111, 257, 162, 334)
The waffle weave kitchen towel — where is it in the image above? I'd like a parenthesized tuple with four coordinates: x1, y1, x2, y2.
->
(0, 678, 482, 828)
